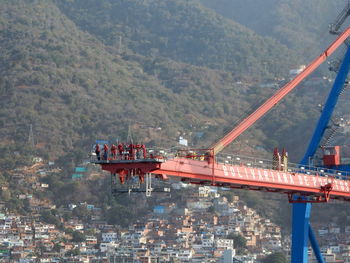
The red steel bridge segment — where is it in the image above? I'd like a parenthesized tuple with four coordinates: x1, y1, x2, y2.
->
(98, 157, 350, 202)
(95, 25, 350, 263)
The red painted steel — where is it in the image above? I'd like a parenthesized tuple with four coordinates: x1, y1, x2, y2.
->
(99, 158, 350, 201)
(323, 146, 341, 166)
(210, 26, 350, 155)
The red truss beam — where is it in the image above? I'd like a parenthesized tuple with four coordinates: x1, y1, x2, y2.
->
(99, 158, 350, 201)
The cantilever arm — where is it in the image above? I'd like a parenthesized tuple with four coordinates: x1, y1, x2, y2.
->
(210, 26, 350, 156)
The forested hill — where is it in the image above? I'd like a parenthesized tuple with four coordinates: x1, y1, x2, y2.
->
(54, 0, 299, 77)
(0, 0, 310, 165)
(200, 0, 346, 56)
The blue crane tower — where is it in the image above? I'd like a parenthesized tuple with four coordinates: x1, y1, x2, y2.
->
(292, 3, 350, 262)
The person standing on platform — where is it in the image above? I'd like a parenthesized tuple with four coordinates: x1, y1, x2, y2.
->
(129, 144, 135, 160)
(118, 143, 124, 159)
(111, 144, 117, 160)
(103, 144, 109, 160)
(141, 144, 147, 159)
(95, 144, 101, 161)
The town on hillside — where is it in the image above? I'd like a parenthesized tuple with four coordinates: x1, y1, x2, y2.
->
(1, 160, 350, 263)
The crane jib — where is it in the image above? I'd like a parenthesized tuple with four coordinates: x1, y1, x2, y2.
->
(210, 26, 350, 156)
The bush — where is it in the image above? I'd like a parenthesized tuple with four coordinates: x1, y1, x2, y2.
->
(226, 233, 247, 249)
(261, 252, 287, 263)
(71, 231, 86, 243)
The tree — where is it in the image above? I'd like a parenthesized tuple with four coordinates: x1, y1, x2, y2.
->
(106, 204, 133, 227)
(71, 231, 86, 243)
(226, 233, 247, 249)
(207, 206, 216, 213)
(65, 248, 80, 256)
(72, 205, 90, 221)
(6, 198, 24, 213)
(262, 252, 287, 263)
(52, 243, 62, 252)
(336, 210, 350, 230)
(65, 228, 74, 235)
(41, 210, 61, 226)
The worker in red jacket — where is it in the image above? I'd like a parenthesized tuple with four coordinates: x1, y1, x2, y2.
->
(141, 144, 147, 159)
(95, 144, 101, 161)
(103, 144, 109, 160)
(118, 143, 124, 159)
(111, 144, 117, 160)
(129, 144, 135, 160)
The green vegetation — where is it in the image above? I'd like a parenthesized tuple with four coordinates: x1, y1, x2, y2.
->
(227, 233, 247, 249)
(0, 0, 326, 162)
(227, 232, 247, 255)
(71, 231, 86, 243)
(41, 210, 62, 227)
(200, 0, 343, 56)
(261, 251, 288, 263)
(65, 248, 81, 256)
(55, 0, 300, 77)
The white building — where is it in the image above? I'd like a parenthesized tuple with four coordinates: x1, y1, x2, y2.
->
(318, 229, 328, 236)
(178, 249, 193, 261)
(74, 224, 84, 231)
(201, 234, 215, 247)
(216, 238, 234, 250)
(102, 232, 118, 242)
(100, 242, 118, 253)
(219, 249, 236, 263)
(179, 136, 188, 146)
(329, 227, 340, 234)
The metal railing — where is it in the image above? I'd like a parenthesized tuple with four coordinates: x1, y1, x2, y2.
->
(215, 154, 350, 181)
(90, 147, 350, 181)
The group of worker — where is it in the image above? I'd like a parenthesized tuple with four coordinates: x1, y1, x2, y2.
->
(272, 147, 288, 172)
(95, 143, 147, 161)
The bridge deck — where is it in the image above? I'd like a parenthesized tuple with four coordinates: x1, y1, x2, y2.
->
(95, 157, 350, 202)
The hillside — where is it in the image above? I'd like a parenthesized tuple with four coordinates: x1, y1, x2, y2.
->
(0, 0, 310, 160)
(54, 0, 300, 78)
(52, 0, 350, 160)
(0, 1, 229, 153)
(200, 0, 346, 57)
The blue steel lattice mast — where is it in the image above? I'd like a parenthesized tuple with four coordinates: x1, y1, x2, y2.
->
(292, 4, 350, 262)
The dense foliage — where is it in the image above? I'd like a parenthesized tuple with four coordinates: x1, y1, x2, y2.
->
(0, 0, 300, 157)
(54, 0, 300, 77)
(261, 251, 288, 263)
(200, 0, 345, 56)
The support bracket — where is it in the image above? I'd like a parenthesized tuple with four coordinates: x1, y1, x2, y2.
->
(288, 183, 333, 203)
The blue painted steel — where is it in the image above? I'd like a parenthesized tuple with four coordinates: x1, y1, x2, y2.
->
(324, 164, 350, 172)
(291, 202, 311, 263)
(300, 46, 350, 166)
(309, 224, 326, 263)
(292, 46, 350, 263)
